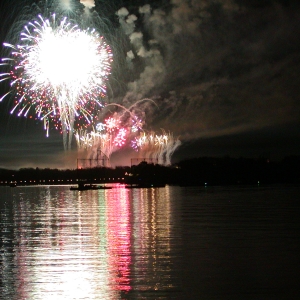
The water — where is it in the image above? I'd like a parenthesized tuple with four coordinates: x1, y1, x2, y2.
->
(1, 184, 300, 299)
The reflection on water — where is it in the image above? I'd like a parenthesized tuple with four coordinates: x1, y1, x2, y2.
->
(1, 185, 300, 299)
(0, 185, 181, 299)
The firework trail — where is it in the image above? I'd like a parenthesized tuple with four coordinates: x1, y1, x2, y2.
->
(74, 128, 112, 167)
(165, 134, 182, 165)
(75, 114, 123, 167)
(1, 13, 112, 150)
(74, 99, 157, 166)
(74, 98, 180, 167)
(133, 130, 181, 166)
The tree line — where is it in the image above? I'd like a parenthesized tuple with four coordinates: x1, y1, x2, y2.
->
(1, 155, 300, 186)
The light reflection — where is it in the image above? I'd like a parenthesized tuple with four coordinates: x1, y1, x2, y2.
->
(12, 187, 119, 299)
(105, 187, 132, 292)
(1, 185, 179, 299)
(130, 186, 175, 292)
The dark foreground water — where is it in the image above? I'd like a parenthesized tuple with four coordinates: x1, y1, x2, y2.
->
(1, 184, 300, 299)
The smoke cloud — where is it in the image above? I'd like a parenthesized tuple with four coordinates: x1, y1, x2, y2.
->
(59, 0, 72, 10)
(80, 0, 95, 9)
(114, 0, 300, 145)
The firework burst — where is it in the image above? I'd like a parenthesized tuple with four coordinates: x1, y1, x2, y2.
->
(132, 130, 181, 165)
(1, 14, 112, 149)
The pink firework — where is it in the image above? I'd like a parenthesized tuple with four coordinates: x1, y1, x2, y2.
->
(105, 116, 120, 132)
(114, 128, 127, 147)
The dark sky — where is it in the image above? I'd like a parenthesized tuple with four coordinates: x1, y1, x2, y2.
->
(0, 0, 300, 169)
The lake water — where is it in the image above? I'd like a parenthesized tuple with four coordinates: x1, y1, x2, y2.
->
(0, 184, 300, 299)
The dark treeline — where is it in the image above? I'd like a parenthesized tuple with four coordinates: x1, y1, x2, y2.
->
(0, 166, 131, 185)
(1, 155, 300, 186)
(177, 155, 300, 186)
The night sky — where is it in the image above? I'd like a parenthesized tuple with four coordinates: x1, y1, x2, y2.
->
(0, 0, 300, 169)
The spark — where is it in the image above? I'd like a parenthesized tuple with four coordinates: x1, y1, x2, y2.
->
(114, 128, 127, 147)
(132, 130, 181, 165)
(74, 101, 180, 166)
(105, 117, 120, 132)
(1, 14, 112, 150)
(96, 122, 106, 132)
